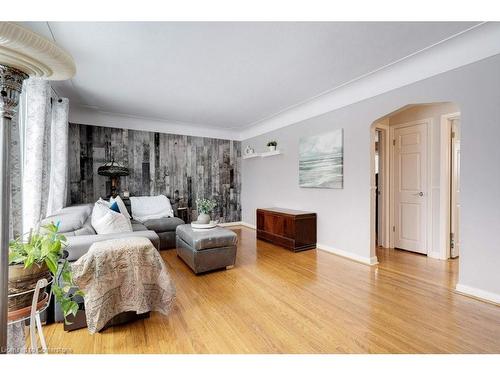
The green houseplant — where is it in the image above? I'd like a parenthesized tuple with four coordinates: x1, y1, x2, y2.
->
(266, 140, 278, 151)
(196, 198, 217, 224)
(8, 222, 83, 322)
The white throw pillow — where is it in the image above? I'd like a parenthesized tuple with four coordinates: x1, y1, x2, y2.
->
(97, 197, 110, 207)
(110, 195, 131, 219)
(129, 195, 174, 223)
(109, 196, 133, 231)
(91, 200, 110, 224)
(91, 200, 132, 234)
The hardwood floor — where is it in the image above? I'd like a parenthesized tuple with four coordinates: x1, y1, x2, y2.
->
(44, 226, 500, 353)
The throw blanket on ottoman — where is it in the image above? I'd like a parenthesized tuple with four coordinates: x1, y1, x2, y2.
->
(71, 237, 175, 333)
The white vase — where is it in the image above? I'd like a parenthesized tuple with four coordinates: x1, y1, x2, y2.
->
(197, 213, 211, 224)
(268, 145, 276, 152)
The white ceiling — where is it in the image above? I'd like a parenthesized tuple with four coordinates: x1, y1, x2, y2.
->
(21, 21, 480, 134)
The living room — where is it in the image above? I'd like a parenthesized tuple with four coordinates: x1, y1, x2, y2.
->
(2, 0, 500, 372)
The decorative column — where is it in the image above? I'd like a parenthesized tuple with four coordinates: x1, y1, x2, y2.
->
(0, 22, 75, 354)
(0, 65, 28, 354)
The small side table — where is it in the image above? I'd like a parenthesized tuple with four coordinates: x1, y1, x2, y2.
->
(8, 278, 52, 354)
(177, 207, 190, 224)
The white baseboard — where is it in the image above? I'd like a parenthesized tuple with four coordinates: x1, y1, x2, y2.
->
(427, 251, 447, 260)
(239, 221, 256, 229)
(218, 221, 256, 229)
(316, 243, 378, 266)
(224, 224, 377, 266)
(218, 221, 242, 227)
(455, 283, 500, 305)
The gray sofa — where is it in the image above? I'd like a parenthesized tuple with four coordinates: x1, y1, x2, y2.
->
(43, 201, 184, 322)
(42, 202, 184, 262)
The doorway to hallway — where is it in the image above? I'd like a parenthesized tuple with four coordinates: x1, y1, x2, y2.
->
(372, 103, 461, 260)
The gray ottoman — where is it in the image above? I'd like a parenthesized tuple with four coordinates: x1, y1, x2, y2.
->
(176, 224, 237, 274)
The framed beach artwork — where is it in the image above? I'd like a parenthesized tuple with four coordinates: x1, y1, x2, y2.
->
(299, 129, 344, 189)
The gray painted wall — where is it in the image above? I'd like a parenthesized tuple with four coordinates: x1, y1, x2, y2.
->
(242, 54, 500, 297)
(69, 123, 241, 223)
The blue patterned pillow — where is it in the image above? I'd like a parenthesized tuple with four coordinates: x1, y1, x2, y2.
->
(109, 201, 120, 213)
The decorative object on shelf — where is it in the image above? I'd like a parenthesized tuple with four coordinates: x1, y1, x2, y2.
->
(195, 198, 217, 224)
(299, 129, 344, 189)
(123, 190, 130, 198)
(97, 158, 129, 198)
(8, 222, 83, 322)
(244, 145, 255, 156)
(267, 140, 278, 152)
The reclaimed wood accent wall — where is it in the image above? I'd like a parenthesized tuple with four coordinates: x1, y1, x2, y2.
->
(68, 123, 241, 223)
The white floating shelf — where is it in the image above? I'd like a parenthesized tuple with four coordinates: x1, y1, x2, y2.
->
(242, 153, 261, 159)
(261, 150, 282, 158)
(243, 150, 282, 159)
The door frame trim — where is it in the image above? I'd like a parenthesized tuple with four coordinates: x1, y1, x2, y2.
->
(440, 112, 461, 259)
(389, 118, 432, 252)
(374, 123, 391, 249)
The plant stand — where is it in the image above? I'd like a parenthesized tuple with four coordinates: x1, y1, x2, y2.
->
(7, 278, 52, 354)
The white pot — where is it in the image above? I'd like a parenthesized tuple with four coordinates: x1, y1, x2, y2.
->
(268, 145, 276, 152)
(197, 213, 211, 224)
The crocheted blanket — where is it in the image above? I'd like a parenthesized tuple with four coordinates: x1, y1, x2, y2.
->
(72, 237, 175, 333)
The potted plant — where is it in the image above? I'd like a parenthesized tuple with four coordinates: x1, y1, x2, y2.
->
(8, 222, 83, 323)
(196, 198, 217, 224)
(267, 140, 278, 152)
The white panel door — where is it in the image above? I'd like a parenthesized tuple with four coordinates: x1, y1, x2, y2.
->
(393, 123, 428, 254)
(450, 118, 461, 258)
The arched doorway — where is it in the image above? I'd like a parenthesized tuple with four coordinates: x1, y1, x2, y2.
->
(370, 103, 461, 283)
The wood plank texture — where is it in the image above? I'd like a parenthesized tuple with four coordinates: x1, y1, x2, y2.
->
(67, 123, 241, 222)
(43, 226, 500, 354)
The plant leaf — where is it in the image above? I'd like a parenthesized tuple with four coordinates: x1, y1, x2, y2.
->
(45, 253, 58, 274)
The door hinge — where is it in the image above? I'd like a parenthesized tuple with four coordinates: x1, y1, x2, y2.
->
(450, 232, 455, 249)
(393, 226, 395, 232)
(451, 131, 456, 139)
(392, 139, 396, 146)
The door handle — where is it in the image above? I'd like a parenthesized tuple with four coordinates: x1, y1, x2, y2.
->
(415, 192, 424, 197)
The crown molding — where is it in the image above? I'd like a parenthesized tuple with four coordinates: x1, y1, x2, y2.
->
(0, 22, 75, 80)
(240, 22, 500, 140)
(69, 105, 241, 141)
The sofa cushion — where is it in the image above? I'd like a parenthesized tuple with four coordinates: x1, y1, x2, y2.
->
(62, 216, 96, 237)
(130, 219, 148, 232)
(130, 195, 173, 222)
(65, 230, 160, 261)
(175, 224, 237, 251)
(41, 204, 93, 233)
(143, 217, 185, 233)
(72, 223, 97, 236)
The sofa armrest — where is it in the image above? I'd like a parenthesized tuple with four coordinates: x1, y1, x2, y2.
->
(65, 230, 160, 261)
